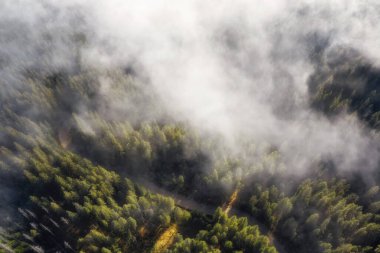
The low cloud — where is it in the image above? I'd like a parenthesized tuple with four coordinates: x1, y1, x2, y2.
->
(1, 0, 380, 176)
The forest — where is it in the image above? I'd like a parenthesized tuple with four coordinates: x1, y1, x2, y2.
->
(1, 52, 380, 252)
(1, 1, 380, 253)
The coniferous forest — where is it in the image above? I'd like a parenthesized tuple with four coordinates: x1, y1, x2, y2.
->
(1, 1, 380, 253)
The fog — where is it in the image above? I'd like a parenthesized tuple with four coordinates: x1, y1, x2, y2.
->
(1, 0, 380, 176)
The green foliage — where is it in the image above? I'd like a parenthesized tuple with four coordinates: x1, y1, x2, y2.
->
(249, 178, 380, 252)
(16, 148, 185, 252)
(309, 47, 380, 130)
(168, 208, 277, 253)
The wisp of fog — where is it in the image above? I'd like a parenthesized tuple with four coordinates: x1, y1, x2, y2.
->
(1, 0, 380, 176)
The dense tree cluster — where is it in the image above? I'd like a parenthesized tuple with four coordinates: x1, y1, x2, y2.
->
(309, 47, 380, 130)
(247, 178, 380, 252)
(23, 147, 193, 252)
(169, 208, 277, 253)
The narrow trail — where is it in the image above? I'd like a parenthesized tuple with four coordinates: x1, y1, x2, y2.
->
(58, 128, 71, 149)
(223, 188, 239, 215)
(139, 226, 147, 238)
(151, 224, 177, 253)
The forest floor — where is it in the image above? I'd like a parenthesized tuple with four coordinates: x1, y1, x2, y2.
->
(223, 189, 240, 215)
(151, 224, 178, 253)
